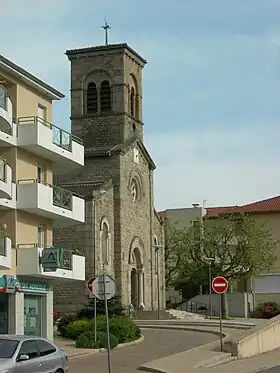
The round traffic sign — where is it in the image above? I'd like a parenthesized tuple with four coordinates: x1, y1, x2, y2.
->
(87, 277, 96, 293)
(212, 276, 228, 294)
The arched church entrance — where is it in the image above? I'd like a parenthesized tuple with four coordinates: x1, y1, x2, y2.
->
(129, 239, 145, 309)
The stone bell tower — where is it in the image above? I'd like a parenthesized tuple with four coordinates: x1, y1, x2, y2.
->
(66, 42, 146, 150)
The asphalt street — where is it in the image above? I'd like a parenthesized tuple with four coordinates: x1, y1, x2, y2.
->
(68, 328, 217, 373)
(262, 367, 280, 373)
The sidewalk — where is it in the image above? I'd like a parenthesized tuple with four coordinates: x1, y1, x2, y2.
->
(55, 336, 99, 359)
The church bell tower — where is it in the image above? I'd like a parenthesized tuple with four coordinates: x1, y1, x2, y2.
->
(66, 34, 147, 150)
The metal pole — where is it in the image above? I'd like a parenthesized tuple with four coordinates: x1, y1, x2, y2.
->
(94, 295, 97, 343)
(209, 262, 212, 319)
(157, 250, 160, 320)
(103, 274, 112, 373)
(219, 293, 223, 351)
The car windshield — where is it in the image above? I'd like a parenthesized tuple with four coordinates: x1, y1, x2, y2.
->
(0, 339, 19, 358)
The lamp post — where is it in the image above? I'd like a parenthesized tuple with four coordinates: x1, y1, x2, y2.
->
(202, 256, 215, 319)
(154, 245, 163, 320)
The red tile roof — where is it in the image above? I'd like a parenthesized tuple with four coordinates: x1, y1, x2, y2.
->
(205, 206, 237, 217)
(231, 196, 280, 214)
(159, 196, 280, 219)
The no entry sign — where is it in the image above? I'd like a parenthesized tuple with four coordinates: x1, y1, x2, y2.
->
(212, 276, 228, 294)
(87, 277, 96, 293)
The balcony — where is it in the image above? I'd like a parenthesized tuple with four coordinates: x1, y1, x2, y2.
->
(17, 116, 84, 172)
(0, 232, 12, 269)
(16, 245, 85, 281)
(0, 94, 17, 147)
(0, 182, 16, 210)
(17, 179, 85, 227)
(0, 158, 12, 199)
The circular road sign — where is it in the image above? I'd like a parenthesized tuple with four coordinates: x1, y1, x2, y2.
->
(87, 277, 96, 293)
(212, 276, 228, 294)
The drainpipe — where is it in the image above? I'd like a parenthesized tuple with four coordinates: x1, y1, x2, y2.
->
(149, 169, 154, 309)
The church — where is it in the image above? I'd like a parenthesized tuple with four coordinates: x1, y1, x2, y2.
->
(53, 40, 165, 313)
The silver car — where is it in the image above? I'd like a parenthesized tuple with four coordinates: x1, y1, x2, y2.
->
(0, 335, 68, 373)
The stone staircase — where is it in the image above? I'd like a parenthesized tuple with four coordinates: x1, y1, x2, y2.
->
(135, 310, 178, 320)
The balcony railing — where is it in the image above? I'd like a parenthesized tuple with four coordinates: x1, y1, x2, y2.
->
(0, 158, 6, 182)
(0, 231, 8, 256)
(17, 116, 83, 151)
(60, 249, 73, 270)
(53, 185, 73, 210)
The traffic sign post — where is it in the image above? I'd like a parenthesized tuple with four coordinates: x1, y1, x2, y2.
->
(212, 276, 228, 351)
(87, 277, 97, 343)
(90, 275, 117, 373)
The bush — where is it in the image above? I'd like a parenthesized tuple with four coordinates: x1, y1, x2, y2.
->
(64, 319, 92, 340)
(65, 315, 140, 344)
(97, 331, 119, 349)
(77, 296, 125, 319)
(254, 302, 280, 319)
(76, 331, 98, 349)
(57, 313, 77, 337)
(75, 331, 119, 349)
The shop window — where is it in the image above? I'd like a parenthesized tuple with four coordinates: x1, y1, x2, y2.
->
(24, 295, 42, 337)
(0, 294, 8, 334)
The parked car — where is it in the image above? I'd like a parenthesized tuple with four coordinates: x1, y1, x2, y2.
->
(0, 335, 68, 373)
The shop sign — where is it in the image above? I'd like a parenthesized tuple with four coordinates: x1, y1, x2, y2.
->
(4, 275, 20, 293)
(41, 247, 63, 271)
(18, 280, 50, 293)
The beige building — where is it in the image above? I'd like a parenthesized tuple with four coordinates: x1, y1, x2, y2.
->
(0, 55, 85, 339)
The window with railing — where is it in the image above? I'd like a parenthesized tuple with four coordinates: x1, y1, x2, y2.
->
(0, 233, 6, 256)
(0, 159, 6, 182)
(53, 186, 73, 210)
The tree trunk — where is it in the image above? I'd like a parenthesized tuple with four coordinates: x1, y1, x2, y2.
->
(221, 292, 229, 319)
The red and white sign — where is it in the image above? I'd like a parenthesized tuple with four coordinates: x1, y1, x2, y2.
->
(212, 276, 228, 294)
(87, 277, 96, 293)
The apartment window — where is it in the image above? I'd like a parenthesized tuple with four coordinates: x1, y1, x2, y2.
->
(37, 105, 46, 123)
(37, 165, 45, 183)
(37, 225, 45, 248)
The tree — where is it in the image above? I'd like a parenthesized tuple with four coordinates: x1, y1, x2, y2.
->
(167, 213, 277, 318)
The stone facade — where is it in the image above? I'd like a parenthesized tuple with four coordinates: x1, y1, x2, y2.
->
(53, 43, 165, 312)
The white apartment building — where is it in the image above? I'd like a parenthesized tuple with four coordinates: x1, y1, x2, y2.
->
(0, 54, 85, 339)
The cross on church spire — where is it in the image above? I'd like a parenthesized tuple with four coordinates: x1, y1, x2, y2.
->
(102, 20, 111, 45)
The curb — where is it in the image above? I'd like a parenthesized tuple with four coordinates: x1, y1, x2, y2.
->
(140, 325, 227, 337)
(135, 320, 255, 330)
(68, 334, 144, 359)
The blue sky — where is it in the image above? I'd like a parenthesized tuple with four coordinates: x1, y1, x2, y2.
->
(3, 0, 280, 210)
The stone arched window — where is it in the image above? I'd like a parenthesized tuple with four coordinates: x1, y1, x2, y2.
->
(130, 87, 135, 117)
(100, 218, 111, 265)
(0, 85, 7, 110)
(128, 170, 144, 203)
(86, 82, 98, 114)
(100, 80, 111, 112)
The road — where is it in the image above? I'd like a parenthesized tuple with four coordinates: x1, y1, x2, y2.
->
(69, 328, 217, 373)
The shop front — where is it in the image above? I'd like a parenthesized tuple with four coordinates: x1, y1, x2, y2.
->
(0, 275, 53, 339)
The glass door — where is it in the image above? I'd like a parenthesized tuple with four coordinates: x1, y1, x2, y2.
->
(24, 295, 42, 336)
(0, 294, 8, 334)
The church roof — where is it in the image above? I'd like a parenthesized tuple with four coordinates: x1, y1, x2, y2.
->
(65, 43, 147, 65)
(84, 138, 156, 170)
(57, 180, 111, 199)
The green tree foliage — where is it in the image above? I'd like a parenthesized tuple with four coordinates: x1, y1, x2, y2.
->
(166, 213, 278, 316)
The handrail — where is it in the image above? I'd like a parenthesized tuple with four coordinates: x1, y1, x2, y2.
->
(17, 116, 83, 148)
(16, 178, 83, 199)
(0, 232, 7, 256)
(0, 158, 6, 182)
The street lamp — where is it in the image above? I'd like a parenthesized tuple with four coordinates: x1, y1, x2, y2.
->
(154, 244, 163, 320)
(202, 256, 215, 319)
